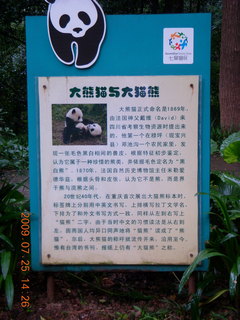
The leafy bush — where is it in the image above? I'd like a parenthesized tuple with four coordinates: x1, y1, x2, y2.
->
(0, 181, 29, 309)
(0, 136, 28, 171)
(0, 108, 28, 171)
(220, 132, 240, 163)
(179, 131, 240, 314)
(210, 125, 233, 153)
(211, 139, 219, 155)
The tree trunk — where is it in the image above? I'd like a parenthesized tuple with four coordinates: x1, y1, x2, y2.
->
(219, 0, 240, 131)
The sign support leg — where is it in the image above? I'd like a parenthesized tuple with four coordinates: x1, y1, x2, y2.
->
(188, 273, 196, 296)
(47, 273, 55, 302)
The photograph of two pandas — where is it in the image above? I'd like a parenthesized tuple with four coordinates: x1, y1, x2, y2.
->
(52, 103, 107, 145)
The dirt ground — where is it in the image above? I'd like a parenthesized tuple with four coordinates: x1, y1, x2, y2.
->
(0, 271, 237, 320)
(211, 153, 240, 175)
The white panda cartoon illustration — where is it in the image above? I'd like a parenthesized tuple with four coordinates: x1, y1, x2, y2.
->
(45, 0, 106, 69)
(63, 107, 83, 144)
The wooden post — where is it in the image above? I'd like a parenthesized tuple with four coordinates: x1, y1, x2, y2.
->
(188, 273, 196, 296)
(47, 274, 55, 302)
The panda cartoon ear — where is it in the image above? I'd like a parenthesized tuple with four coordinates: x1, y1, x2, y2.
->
(45, 0, 55, 4)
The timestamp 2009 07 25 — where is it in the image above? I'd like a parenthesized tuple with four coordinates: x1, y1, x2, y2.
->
(20, 212, 31, 309)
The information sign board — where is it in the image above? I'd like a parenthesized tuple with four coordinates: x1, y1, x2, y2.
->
(26, 12, 211, 271)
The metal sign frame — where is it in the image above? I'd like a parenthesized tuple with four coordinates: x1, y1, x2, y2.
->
(26, 13, 211, 271)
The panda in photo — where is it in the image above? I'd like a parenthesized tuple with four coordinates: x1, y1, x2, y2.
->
(63, 107, 83, 144)
(75, 118, 94, 137)
(75, 120, 102, 139)
(75, 122, 88, 132)
(45, 0, 106, 69)
(75, 122, 88, 138)
(87, 123, 102, 136)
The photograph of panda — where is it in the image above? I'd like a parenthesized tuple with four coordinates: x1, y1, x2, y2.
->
(52, 103, 107, 145)
(63, 107, 83, 144)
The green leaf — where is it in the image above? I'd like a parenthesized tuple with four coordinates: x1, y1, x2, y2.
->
(220, 132, 240, 163)
(211, 139, 218, 154)
(0, 234, 14, 249)
(219, 173, 240, 188)
(229, 210, 240, 220)
(200, 289, 228, 306)
(210, 312, 230, 319)
(220, 233, 238, 244)
(229, 256, 240, 297)
(0, 208, 21, 224)
(210, 194, 232, 232)
(0, 159, 10, 168)
(1, 251, 11, 279)
(0, 212, 21, 223)
(178, 249, 227, 294)
(5, 274, 14, 310)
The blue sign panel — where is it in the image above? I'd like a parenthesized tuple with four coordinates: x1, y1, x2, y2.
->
(26, 13, 211, 271)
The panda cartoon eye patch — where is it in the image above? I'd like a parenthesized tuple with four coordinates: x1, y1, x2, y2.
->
(59, 12, 91, 29)
(78, 12, 91, 25)
(59, 14, 70, 28)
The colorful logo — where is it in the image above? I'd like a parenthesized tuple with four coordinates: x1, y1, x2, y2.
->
(169, 32, 188, 51)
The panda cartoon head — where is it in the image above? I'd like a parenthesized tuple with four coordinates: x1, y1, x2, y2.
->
(66, 107, 83, 122)
(45, 0, 106, 69)
(87, 123, 102, 136)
